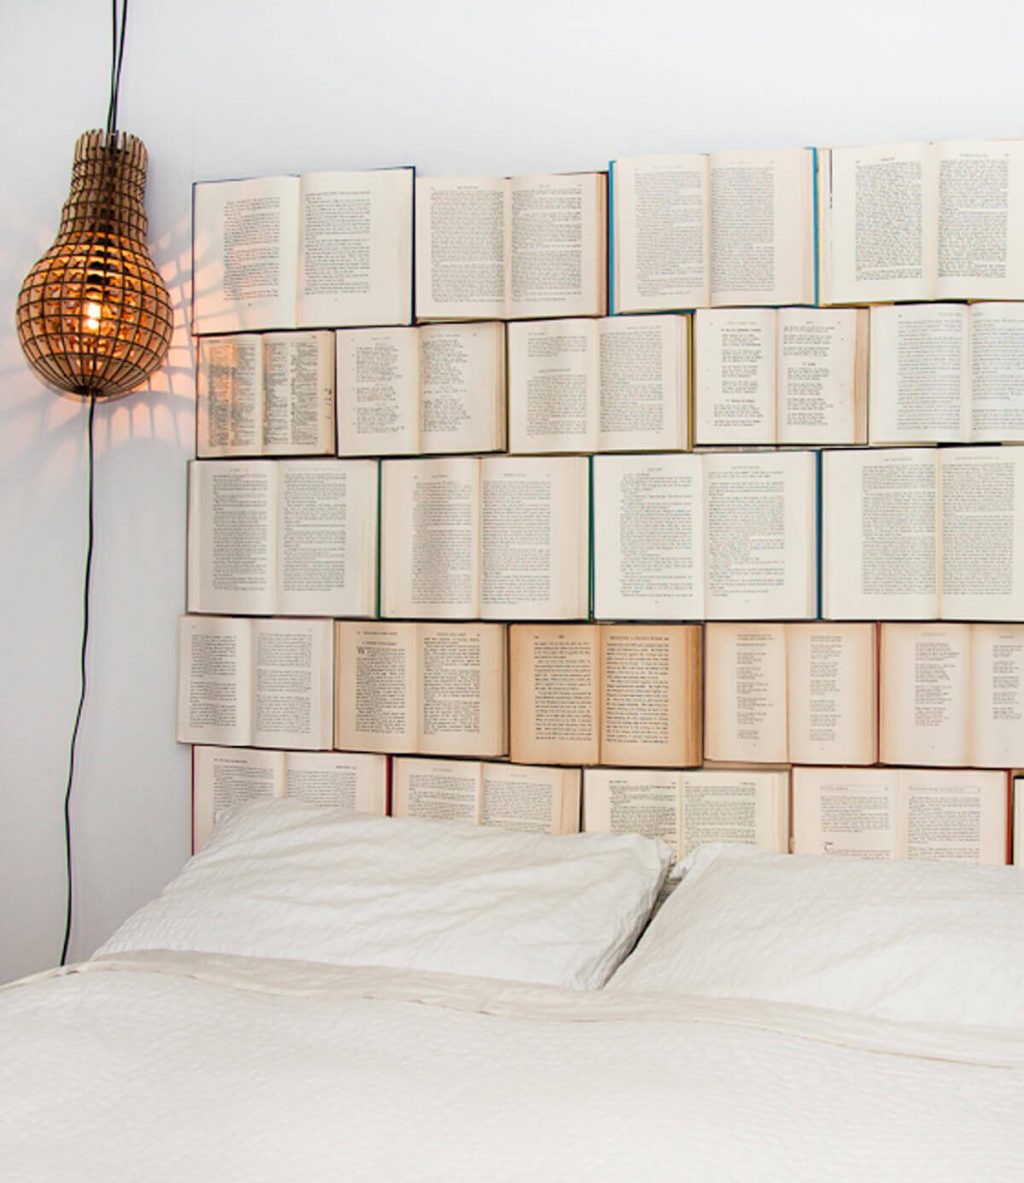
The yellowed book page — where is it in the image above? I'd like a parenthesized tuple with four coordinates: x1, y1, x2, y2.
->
(1015, 775, 1024, 866)
(480, 763, 581, 835)
(879, 622, 971, 767)
(791, 765, 899, 859)
(776, 308, 861, 446)
(297, 169, 413, 328)
(176, 616, 253, 746)
(900, 768, 1008, 865)
(415, 176, 508, 321)
(417, 623, 507, 758)
(969, 304, 1024, 442)
(709, 147, 814, 306)
(192, 746, 285, 852)
(480, 455, 588, 621)
(680, 768, 790, 856)
(391, 757, 481, 824)
(251, 618, 334, 750)
(582, 768, 681, 856)
(693, 308, 776, 445)
(335, 327, 419, 456)
(612, 154, 710, 312)
(420, 322, 506, 454)
(703, 623, 787, 763)
(599, 624, 702, 767)
(187, 460, 278, 615)
(284, 750, 388, 814)
(509, 624, 599, 765)
(821, 447, 938, 620)
(597, 314, 690, 451)
(334, 621, 418, 754)
(197, 335, 264, 458)
(192, 176, 299, 333)
(592, 453, 704, 621)
(380, 456, 480, 619)
(786, 622, 878, 765)
(969, 625, 1024, 768)
(506, 318, 598, 453)
(262, 332, 335, 456)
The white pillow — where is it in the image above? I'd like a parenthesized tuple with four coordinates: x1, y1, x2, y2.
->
(607, 843, 1024, 1028)
(98, 800, 670, 990)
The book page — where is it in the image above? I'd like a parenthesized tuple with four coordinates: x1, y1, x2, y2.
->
(192, 176, 299, 333)
(262, 332, 335, 456)
(709, 147, 814, 306)
(391, 757, 481, 823)
(879, 623, 971, 767)
(297, 168, 413, 328)
(939, 446, 1024, 621)
(901, 769, 1008, 865)
(334, 621, 418, 753)
(480, 456, 589, 620)
(417, 623, 507, 758)
(599, 625, 702, 767)
(415, 176, 508, 320)
(276, 460, 378, 617)
(192, 746, 284, 851)
(196, 335, 264, 458)
(611, 154, 709, 312)
(592, 454, 704, 621)
(381, 457, 480, 619)
(481, 763, 581, 835)
(508, 172, 605, 319)
(420, 322, 506, 454)
(284, 750, 388, 814)
(693, 308, 776, 444)
(582, 769, 680, 853)
(786, 623, 878, 765)
(506, 319, 599, 453)
(935, 140, 1024, 301)
(970, 303, 1024, 442)
(251, 618, 334, 750)
(703, 623, 788, 763)
(824, 142, 935, 304)
(703, 450, 818, 620)
(1015, 776, 1024, 867)
(680, 769, 790, 856)
(791, 766, 899, 859)
(176, 616, 252, 746)
(335, 327, 419, 456)
(509, 624, 599, 765)
(969, 625, 1024, 768)
(186, 460, 278, 615)
(776, 308, 862, 445)
(597, 314, 689, 451)
(868, 304, 968, 444)
(821, 448, 938, 620)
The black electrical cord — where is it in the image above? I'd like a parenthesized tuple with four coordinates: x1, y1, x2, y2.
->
(105, 0, 129, 139)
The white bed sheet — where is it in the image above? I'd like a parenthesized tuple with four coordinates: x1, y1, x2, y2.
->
(2, 950, 1023, 1182)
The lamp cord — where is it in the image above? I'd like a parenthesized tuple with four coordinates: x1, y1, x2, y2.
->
(105, 0, 129, 140)
(60, 395, 97, 967)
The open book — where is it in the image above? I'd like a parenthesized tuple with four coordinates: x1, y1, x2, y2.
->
(610, 148, 816, 312)
(792, 765, 1009, 864)
(868, 303, 1024, 444)
(593, 451, 819, 621)
(822, 446, 1024, 621)
(415, 172, 606, 320)
(197, 333, 335, 458)
(192, 168, 414, 334)
(818, 139, 1024, 304)
(391, 757, 581, 835)
(381, 455, 589, 620)
(192, 746, 387, 851)
(177, 616, 334, 750)
(693, 307, 868, 445)
(880, 623, 1024, 768)
(507, 315, 689, 453)
(704, 622, 878, 765)
(186, 459, 378, 617)
(334, 621, 508, 758)
(509, 624, 702, 767)
(582, 767, 789, 859)
(335, 323, 505, 456)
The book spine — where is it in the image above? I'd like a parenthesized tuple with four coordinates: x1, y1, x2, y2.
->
(811, 147, 820, 307)
(375, 460, 383, 619)
(815, 449, 823, 619)
(608, 161, 617, 315)
(588, 454, 595, 620)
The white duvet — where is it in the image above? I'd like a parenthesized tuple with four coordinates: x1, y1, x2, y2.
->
(3, 951, 1024, 1182)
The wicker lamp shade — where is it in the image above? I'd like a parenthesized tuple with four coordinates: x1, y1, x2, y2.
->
(16, 130, 173, 400)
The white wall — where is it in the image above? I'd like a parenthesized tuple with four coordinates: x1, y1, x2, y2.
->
(2, 0, 1022, 982)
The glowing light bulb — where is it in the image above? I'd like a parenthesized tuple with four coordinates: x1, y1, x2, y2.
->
(83, 302, 102, 333)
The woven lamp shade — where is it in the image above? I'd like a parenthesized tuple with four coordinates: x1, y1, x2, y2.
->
(16, 130, 173, 399)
